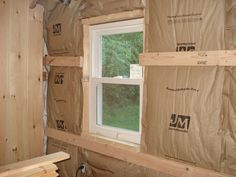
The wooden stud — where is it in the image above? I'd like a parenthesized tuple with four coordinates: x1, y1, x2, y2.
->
(43, 56, 83, 67)
(144, 0, 149, 53)
(47, 128, 234, 177)
(82, 24, 90, 134)
(82, 9, 144, 25)
(139, 50, 236, 66)
(43, 72, 48, 81)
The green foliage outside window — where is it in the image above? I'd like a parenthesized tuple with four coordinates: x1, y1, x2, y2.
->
(101, 32, 143, 131)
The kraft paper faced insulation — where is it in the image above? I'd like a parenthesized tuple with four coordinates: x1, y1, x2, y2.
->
(47, 67, 83, 135)
(45, 1, 84, 56)
(225, 0, 236, 49)
(146, 0, 225, 53)
(142, 66, 225, 170)
(43, 0, 236, 176)
(222, 67, 236, 175)
(44, 0, 144, 56)
(141, 0, 236, 175)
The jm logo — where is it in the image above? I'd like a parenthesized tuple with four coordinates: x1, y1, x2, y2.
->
(56, 120, 66, 130)
(169, 114, 190, 132)
(176, 43, 195, 52)
(53, 23, 61, 36)
(54, 73, 64, 84)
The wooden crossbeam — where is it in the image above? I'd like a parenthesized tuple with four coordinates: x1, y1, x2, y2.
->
(43, 56, 83, 67)
(82, 9, 144, 25)
(46, 128, 234, 177)
(140, 50, 236, 66)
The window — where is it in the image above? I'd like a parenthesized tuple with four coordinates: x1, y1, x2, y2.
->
(89, 19, 144, 144)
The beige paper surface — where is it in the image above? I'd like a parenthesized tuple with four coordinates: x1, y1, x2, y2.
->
(47, 67, 83, 135)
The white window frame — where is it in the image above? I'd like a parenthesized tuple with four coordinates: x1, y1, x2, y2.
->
(89, 18, 144, 144)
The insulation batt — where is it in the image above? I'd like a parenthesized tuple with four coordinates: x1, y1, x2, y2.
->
(45, 1, 83, 56)
(43, 0, 144, 56)
(142, 0, 236, 175)
(42, 0, 236, 176)
(47, 67, 83, 135)
(146, 0, 225, 52)
(225, 0, 236, 49)
(142, 66, 225, 170)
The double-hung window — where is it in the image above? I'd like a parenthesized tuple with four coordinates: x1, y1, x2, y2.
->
(89, 18, 144, 144)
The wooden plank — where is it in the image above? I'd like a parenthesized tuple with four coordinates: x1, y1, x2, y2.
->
(43, 56, 82, 67)
(0, 0, 44, 165)
(144, 0, 149, 53)
(0, 0, 11, 165)
(140, 50, 236, 66)
(30, 170, 58, 177)
(8, 0, 29, 163)
(29, 171, 58, 177)
(27, 4, 44, 158)
(82, 9, 144, 25)
(82, 24, 90, 133)
(47, 128, 234, 177)
(10, 164, 57, 177)
(0, 152, 69, 177)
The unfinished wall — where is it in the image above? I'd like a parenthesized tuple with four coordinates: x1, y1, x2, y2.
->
(42, 0, 147, 176)
(141, 0, 236, 176)
(43, 0, 144, 56)
(47, 138, 173, 177)
(42, 1, 236, 176)
(0, 1, 44, 165)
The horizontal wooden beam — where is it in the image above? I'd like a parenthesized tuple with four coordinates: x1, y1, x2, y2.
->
(140, 50, 236, 66)
(82, 9, 144, 25)
(46, 128, 233, 177)
(43, 56, 83, 67)
(0, 152, 69, 177)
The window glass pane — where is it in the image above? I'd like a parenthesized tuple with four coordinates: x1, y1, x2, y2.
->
(97, 84, 140, 131)
(101, 32, 143, 78)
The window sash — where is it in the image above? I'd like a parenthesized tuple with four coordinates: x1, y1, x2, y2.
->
(90, 18, 144, 78)
(89, 19, 144, 144)
(90, 79, 143, 144)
